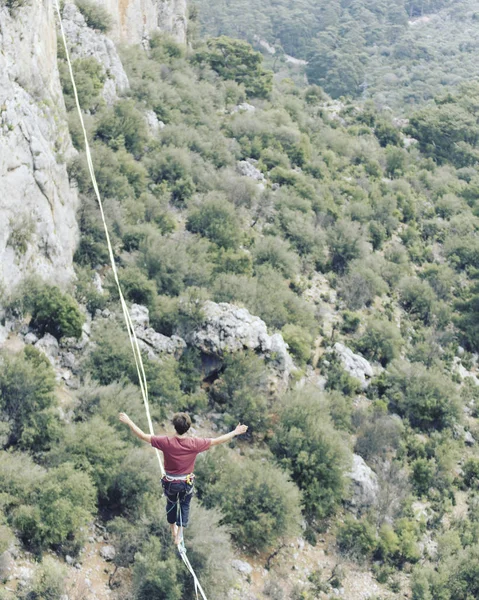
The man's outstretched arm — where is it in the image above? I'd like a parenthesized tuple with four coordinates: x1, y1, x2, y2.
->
(210, 423, 248, 447)
(119, 413, 152, 443)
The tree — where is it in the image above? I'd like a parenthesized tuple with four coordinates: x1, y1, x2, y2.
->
(187, 197, 242, 250)
(0, 347, 60, 451)
(355, 318, 403, 366)
(195, 36, 273, 98)
(270, 387, 351, 518)
(201, 456, 302, 551)
(383, 360, 461, 431)
(29, 285, 84, 339)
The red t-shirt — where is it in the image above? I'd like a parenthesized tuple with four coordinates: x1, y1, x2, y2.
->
(151, 435, 212, 475)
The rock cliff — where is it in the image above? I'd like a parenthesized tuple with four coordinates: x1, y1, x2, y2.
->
(88, 0, 187, 44)
(0, 0, 188, 292)
(0, 0, 79, 289)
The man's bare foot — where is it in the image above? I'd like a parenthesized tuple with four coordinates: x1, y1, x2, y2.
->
(170, 523, 178, 543)
(175, 526, 183, 546)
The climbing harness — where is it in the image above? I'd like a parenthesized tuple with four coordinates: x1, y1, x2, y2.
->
(53, 2, 207, 597)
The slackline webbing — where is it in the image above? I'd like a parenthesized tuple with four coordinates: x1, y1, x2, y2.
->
(53, 3, 207, 597)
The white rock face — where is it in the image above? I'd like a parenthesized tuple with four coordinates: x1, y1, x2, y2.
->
(346, 454, 379, 512)
(130, 303, 186, 359)
(237, 160, 266, 182)
(62, 3, 130, 104)
(0, 1, 79, 290)
(190, 301, 294, 376)
(89, 0, 187, 44)
(100, 544, 116, 561)
(231, 559, 253, 575)
(333, 342, 373, 389)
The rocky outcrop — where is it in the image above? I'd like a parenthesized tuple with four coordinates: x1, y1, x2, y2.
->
(62, 3, 129, 104)
(237, 160, 266, 182)
(90, 0, 187, 45)
(346, 454, 379, 513)
(130, 303, 186, 359)
(333, 343, 373, 389)
(188, 301, 295, 378)
(0, 0, 79, 290)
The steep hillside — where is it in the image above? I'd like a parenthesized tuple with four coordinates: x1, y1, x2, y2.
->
(2, 1, 479, 600)
(193, 0, 479, 109)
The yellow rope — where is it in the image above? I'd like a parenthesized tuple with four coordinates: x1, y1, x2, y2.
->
(54, 7, 210, 596)
(53, 0, 164, 478)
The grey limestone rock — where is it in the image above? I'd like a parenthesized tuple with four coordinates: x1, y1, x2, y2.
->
(0, 0, 79, 290)
(237, 160, 266, 182)
(188, 301, 295, 385)
(130, 304, 186, 359)
(333, 342, 373, 389)
(62, 3, 129, 104)
(231, 102, 255, 113)
(87, 0, 187, 45)
(35, 333, 60, 364)
(231, 559, 253, 575)
(100, 545, 116, 561)
(346, 454, 379, 512)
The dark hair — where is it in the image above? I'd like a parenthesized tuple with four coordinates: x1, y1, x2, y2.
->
(172, 412, 191, 435)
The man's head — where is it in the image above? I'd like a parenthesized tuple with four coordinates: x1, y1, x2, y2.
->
(172, 412, 192, 435)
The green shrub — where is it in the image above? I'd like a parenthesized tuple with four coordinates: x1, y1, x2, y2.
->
(20, 557, 67, 599)
(59, 57, 105, 112)
(463, 458, 479, 489)
(202, 456, 302, 552)
(195, 36, 272, 98)
(270, 387, 351, 518)
(355, 318, 403, 366)
(0, 455, 96, 553)
(337, 516, 377, 561)
(29, 285, 84, 339)
(95, 100, 148, 155)
(252, 236, 300, 278)
(398, 277, 436, 324)
(327, 220, 366, 273)
(383, 360, 461, 430)
(210, 351, 269, 431)
(75, 0, 112, 32)
(187, 197, 242, 249)
(281, 324, 312, 364)
(0, 347, 60, 451)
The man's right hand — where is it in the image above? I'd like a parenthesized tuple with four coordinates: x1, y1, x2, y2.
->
(119, 413, 131, 425)
(234, 423, 248, 436)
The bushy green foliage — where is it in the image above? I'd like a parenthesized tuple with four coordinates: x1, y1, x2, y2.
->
(187, 197, 242, 249)
(0, 347, 59, 451)
(337, 516, 377, 561)
(210, 351, 269, 431)
(383, 360, 461, 430)
(95, 100, 148, 155)
(75, 0, 112, 32)
(200, 454, 302, 551)
(270, 388, 350, 518)
(355, 318, 403, 366)
(19, 556, 67, 599)
(195, 36, 272, 98)
(0, 453, 95, 553)
(29, 285, 85, 339)
(59, 56, 105, 112)
(281, 324, 312, 365)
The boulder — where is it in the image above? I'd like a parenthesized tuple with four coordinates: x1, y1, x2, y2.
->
(130, 304, 150, 328)
(231, 559, 253, 575)
(231, 102, 255, 113)
(0, 325, 9, 348)
(346, 454, 379, 512)
(35, 333, 60, 364)
(189, 301, 294, 377)
(100, 545, 116, 561)
(333, 343, 373, 389)
(237, 160, 265, 182)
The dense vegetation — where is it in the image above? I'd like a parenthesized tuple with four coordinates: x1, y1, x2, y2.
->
(194, 0, 479, 108)
(3, 0, 479, 597)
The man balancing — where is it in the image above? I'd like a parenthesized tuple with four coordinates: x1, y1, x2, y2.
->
(119, 412, 248, 545)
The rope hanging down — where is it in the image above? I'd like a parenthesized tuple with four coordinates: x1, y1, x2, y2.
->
(53, 3, 207, 598)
